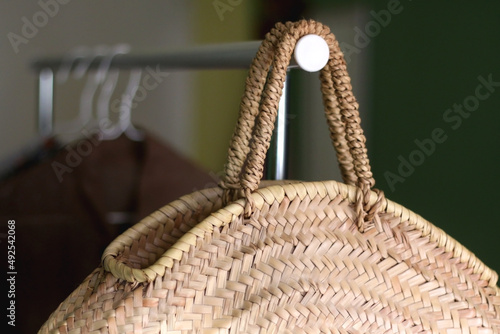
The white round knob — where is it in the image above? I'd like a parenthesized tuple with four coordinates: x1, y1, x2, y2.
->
(293, 34, 330, 72)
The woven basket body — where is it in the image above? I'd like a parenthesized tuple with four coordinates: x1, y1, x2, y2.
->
(39, 20, 500, 333)
(40, 181, 500, 333)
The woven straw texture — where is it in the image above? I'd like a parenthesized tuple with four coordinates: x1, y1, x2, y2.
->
(39, 20, 500, 334)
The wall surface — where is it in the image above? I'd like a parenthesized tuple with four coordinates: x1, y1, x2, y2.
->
(191, 0, 258, 173)
(367, 0, 500, 273)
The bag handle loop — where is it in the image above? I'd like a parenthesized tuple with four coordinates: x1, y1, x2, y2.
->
(222, 21, 359, 191)
(221, 20, 383, 231)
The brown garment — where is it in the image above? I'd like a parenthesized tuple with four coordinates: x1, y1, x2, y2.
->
(0, 133, 216, 334)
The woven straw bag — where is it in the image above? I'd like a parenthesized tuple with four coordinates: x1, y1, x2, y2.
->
(40, 20, 500, 334)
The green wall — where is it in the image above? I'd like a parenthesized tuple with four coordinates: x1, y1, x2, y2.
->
(366, 1, 500, 272)
(192, 1, 259, 173)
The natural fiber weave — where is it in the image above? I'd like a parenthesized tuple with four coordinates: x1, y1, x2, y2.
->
(39, 19, 500, 334)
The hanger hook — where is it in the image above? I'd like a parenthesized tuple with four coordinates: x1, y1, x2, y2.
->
(119, 68, 145, 141)
(56, 45, 89, 84)
(54, 45, 109, 137)
(96, 44, 131, 140)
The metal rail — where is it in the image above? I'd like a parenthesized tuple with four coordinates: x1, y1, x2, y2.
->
(32, 40, 317, 180)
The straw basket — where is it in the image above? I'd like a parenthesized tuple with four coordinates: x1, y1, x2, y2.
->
(39, 19, 500, 334)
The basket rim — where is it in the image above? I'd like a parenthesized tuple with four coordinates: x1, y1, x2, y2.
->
(101, 180, 499, 291)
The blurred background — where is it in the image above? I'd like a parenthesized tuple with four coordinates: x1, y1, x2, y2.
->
(1, 1, 499, 332)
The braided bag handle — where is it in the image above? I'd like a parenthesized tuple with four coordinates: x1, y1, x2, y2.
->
(222, 20, 360, 191)
(222, 20, 382, 230)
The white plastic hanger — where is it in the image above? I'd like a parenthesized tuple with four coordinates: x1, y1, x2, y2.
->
(54, 45, 109, 139)
(118, 68, 145, 141)
(95, 44, 132, 140)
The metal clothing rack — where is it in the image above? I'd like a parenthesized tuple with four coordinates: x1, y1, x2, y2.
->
(32, 37, 328, 180)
